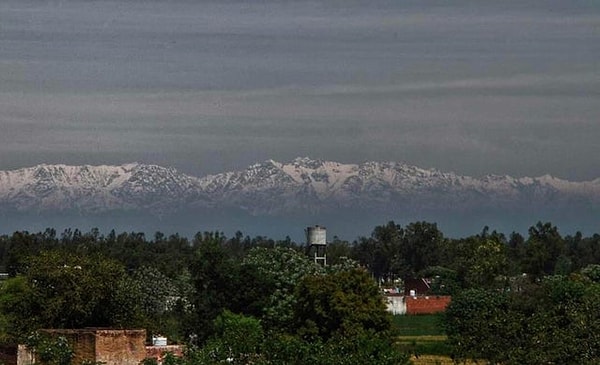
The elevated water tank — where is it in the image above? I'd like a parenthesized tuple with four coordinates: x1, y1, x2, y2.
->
(306, 225, 326, 245)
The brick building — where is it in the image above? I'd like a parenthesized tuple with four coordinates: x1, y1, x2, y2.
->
(18, 329, 146, 365)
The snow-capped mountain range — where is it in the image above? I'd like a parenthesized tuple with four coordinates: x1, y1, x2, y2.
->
(1, 157, 599, 216)
(1, 157, 599, 238)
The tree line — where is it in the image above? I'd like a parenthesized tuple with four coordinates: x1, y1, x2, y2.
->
(0, 221, 599, 364)
(338, 220, 600, 291)
(3, 221, 599, 288)
(0, 228, 410, 364)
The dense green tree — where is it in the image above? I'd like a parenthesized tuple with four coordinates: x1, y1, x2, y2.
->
(445, 276, 600, 364)
(444, 236, 508, 289)
(566, 232, 600, 271)
(521, 277, 600, 364)
(374, 221, 406, 281)
(222, 231, 250, 259)
(131, 266, 178, 316)
(241, 247, 323, 331)
(444, 288, 520, 363)
(186, 268, 407, 365)
(352, 221, 404, 283)
(192, 310, 265, 365)
(323, 236, 353, 266)
(0, 250, 141, 342)
(294, 268, 391, 341)
(129, 266, 192, 342)
(4, 230, 55, 275)
(187, 232, 238, 342)
(0, 275, 36, 343)
(188, 312, 410, 365)
(581, 264, 600, 282)
(259, 331, 410, 365)
(147, 233, 194, 278)
(351, 221, 445, 283)
(351, 236, 379, 277)
(506, 231, 526, 275)
(523, 222, 565, 279)
(401, 221, 444, 276)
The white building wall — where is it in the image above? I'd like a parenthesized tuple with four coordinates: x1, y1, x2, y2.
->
(385, 295, 406, 315)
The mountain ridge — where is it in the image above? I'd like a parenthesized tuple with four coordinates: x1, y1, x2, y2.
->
(1, 158, 599, 238)
(1, 157, 599, 216)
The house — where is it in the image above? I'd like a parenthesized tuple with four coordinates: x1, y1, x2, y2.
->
(383, 278, 451, 315)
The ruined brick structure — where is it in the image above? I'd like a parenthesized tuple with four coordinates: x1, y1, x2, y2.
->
(145, 345, 185, 363)
(18, 329, 147, 365)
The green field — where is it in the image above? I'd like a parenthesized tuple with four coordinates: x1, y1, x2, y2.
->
(392, 314, 452, 359)
(392, 313, 445, 336)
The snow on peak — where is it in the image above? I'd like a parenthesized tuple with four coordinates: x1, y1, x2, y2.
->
(0, 162, 205, 213)
(1, 158, 600, 217)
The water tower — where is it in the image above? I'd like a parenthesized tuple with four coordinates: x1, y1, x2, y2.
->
(306, 225, 327, 266)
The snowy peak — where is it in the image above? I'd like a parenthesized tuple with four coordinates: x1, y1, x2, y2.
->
(0, 163, 206, 213)
(0, 158, 599, 217)
(194, 157, 600, 215)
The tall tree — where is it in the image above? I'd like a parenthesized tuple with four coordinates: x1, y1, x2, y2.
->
(523, 222, 565, 279)
(187, 232, 237, 342)
(352, 221, 404, 283)
(401, 221, 444, 276)
(507, 231, 526, 275)
(445, 236, 508, 289)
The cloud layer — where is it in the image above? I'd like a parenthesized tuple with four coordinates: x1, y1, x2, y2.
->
(1, 0, 599, 180)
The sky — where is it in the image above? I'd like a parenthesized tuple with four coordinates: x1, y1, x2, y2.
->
(1, 0, 599, 181)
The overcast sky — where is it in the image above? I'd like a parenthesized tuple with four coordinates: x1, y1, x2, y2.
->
(1, 0, 599, 180)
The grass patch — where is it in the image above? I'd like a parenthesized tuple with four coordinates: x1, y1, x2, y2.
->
(392, 314, 445, 336)
(397, 335, 447, 341)
(409, 355, 480, 365)
(396, 335, 451, 356)
(392, 314, 451, 357)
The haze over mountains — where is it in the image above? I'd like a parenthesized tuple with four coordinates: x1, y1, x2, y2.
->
(1, 158, 598, 240)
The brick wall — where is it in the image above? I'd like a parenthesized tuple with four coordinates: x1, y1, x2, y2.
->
(26, 329, 147, 365)
(39, 329, 96, 365)
(146, 345, 185, 364)
(94, 329, 146, 365)
(405, 296, 451, 315)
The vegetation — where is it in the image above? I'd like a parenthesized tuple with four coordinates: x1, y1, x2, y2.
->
(24, 333, 73, 365)
(0, 219, 598, 363)
(0, 251, 140, 342)
(445, 276, 600, 364)
(393, 315, 450, 361)
(392, 314, 445, 337)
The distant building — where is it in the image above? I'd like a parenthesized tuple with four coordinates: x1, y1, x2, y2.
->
(17, 329, 146, 365)
(384, 294, 451, 315)
(384, 278, 451, 315)
(13, 328, 183, 365)
(403, 278, 432, 296)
